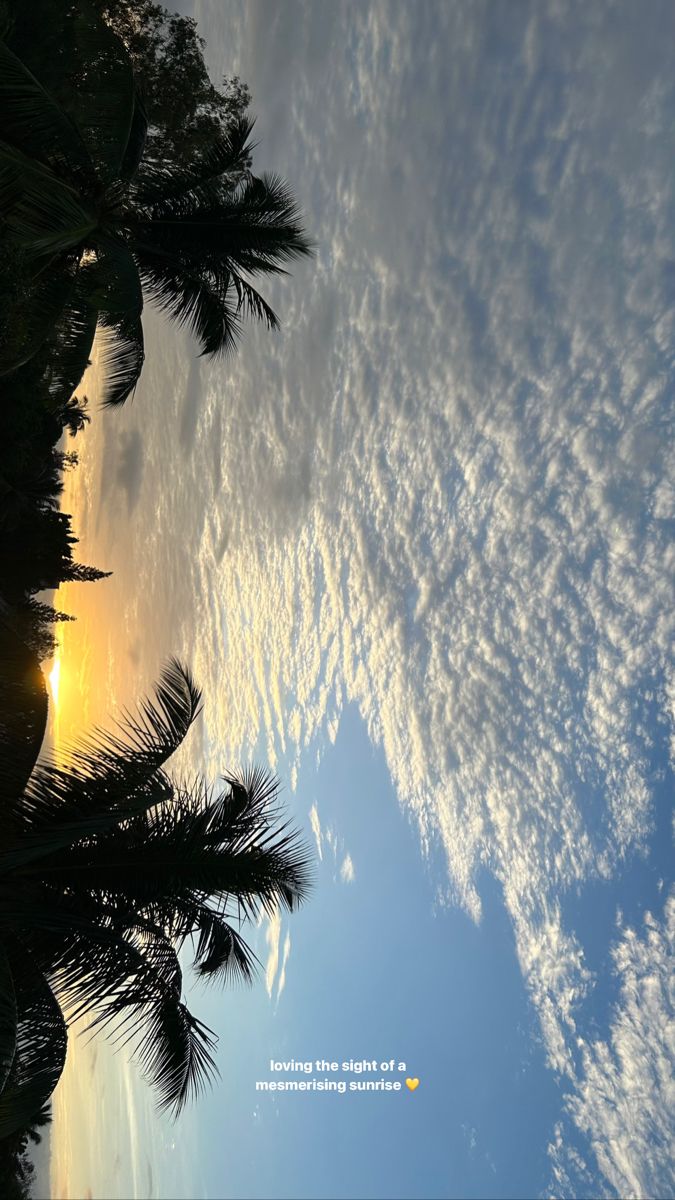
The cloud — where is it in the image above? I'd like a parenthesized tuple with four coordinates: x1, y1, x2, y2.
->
(308, 807, 354, 883)
(276, 932, 292, 1002)
(549, 892, 675, 1200)
(185, 5, 674, 1188)
(264, 914, 292, 1004)
(179, 355, 204, 451)
(339, 853, 355, 884)
(72, 3, 675, 1194)
(309, 802, 323, 859)
(264, 907, 282, 998)
(115, 430, 144, 514)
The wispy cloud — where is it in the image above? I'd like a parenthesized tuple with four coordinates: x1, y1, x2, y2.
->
(309, 802, 323, 860)
(550, 892, 675, 1200)
(264, 907, 282, 998)
(276, 932, 292, 1002)
(340, 853, 356, 884)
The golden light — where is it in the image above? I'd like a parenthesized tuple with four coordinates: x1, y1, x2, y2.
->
(48, 657, 61, 706)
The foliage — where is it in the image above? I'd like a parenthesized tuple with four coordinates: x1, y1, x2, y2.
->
(0, 1127, 37, 1200)
(0, 1102, 51, 1198)
(92, 0, 252, 172)
(0, 263, 107, 650)
(58, 395, 90, 437)
(0, 627, 47, 804)
(0, 0, 315, 1143)
(1, 2, 312, 404)
(0, 660, 312, 1123)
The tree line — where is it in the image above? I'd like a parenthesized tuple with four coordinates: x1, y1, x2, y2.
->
(0, 0, 314, 1178)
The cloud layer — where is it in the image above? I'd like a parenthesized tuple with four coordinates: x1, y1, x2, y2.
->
(65, 4, 675, 1195)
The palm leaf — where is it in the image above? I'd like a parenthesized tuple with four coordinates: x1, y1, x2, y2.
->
(8, 898, 177, 1028)
(0, 138, 96, 256)
(0, 660, 201, 871)
(50, 815, 312, 921)
(132, 113, 256, 206)
(119, 86, 148, 182)
(134, 999, 218, 1116)
(135, 171, 312, 269)
(193, 910, 258, 985)
(0, 945, 67, 1138)
(88, 238, 144, 326)
(97, 314, 145, 406)
(0, 943, 17, 1098)
(6, 915, 199, 1124)
(230, 272, 280, 330)
(137, 253, 240, 356)
(207, 766, 281, 839)
(42, 265, 98, 406)
(29, 910, 217, 1117)
(0, 254, 77, 376)
(27, 244, 144, 407)
(0, 37, 94, 184)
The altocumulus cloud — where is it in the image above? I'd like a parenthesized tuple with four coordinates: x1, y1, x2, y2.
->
(549, 892, 675, 1200)
(93, 3, 675, 1194)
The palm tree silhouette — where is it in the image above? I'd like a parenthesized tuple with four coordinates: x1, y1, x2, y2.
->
(0, 660, 311, 1133)
(0, 8, 312, 402)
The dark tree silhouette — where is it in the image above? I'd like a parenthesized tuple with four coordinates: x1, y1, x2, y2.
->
(57, 395, 90, 438)
(1, 5, 312, 402)
(0, 661, 312, 1129)
(91, 0, 253, 171)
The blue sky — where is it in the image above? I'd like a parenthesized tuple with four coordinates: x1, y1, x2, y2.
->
(49, 2, 674, 1197)
(190, 704, 564, 1200)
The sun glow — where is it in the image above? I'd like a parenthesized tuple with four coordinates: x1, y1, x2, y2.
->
(48, 657, 61, 706)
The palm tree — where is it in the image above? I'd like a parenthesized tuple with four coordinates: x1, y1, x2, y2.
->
(23, 1101, 51, 1147)
(0, 659, 311, 1133)
(0, 5, 312, 402)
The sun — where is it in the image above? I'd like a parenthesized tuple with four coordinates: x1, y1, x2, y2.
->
(48, 657, 61, 706)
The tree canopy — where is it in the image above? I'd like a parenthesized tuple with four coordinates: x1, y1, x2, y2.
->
(1, 3, 312, 403)
(93, 0, 252, 170)
(0, 660, 312, 1126)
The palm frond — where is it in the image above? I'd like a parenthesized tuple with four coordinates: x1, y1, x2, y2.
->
(210, 765, 281, 837)
(7, 899, 214, 1118)
(230, 273, 280, 330)
(0, 944, 67, 1138)
(0, 943, 17, 1098)
(67, 817, 314, 920)
(0, 254, 77, 376)
(134, 171, 313, 270)
(0, 38, 94, 184)
(132, 113, 256, 206)
(97, 314, 145, 407)
(87, 238, 144, 325)
(134, 999, 218, 1116)
(193, 909, 258, 985)
(137, 253, 240, 356)
(43, 265, 98, 406)
(7, 904, 157, 1024)
(59, 918, 218, 1117)
(0, 660, 201, 871)
(0, 139, 96, 257)
(12, 898, 181, 1031)
(119, 86, 148, 182)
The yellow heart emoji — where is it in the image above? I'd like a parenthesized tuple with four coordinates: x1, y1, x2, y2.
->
(405, 1077, 420, 1092)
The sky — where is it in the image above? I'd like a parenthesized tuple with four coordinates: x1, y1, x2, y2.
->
(46, 3, 674, 1198)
